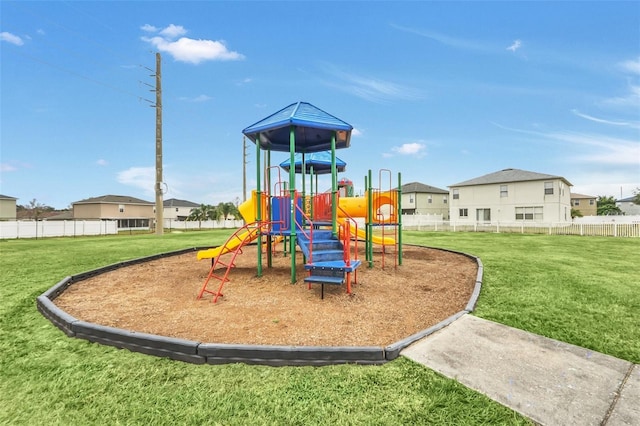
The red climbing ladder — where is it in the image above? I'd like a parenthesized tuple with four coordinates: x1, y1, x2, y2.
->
(197, 221, 269, 303)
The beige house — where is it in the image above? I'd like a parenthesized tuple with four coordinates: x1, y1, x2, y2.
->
(401, 182, 449, 219)
(72, 195, 154, 229)
(570, 193, 597, 217)
(163, 198, 200, 221)
(0, 194, 17, 220)
(449, 168, 573, 224)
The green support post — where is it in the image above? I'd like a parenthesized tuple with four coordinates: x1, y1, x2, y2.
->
(256, 133, 262, 277)
(289, 126, 297, 283)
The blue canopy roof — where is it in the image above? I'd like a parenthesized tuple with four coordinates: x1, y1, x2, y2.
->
(242, 102, 353, 153)
(279, 151, 346, 175)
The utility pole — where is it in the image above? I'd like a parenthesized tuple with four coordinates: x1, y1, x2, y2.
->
(154, 52, 163, 235)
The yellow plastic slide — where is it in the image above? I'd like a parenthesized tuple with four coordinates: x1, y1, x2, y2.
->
(337, 218, 396, 245)
(196, 196, 260, 261)
(196, 228, 259, 260)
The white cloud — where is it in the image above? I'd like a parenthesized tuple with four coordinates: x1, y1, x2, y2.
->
(96, 159, 108, 166)
(553, 132, 640, 165)
(494, 123, 640, 167)
(1, 163, 18, 172)
(571, 109, 639, 129)
(351, 128, 363, 137)
(602, 84, 640, 108)
(179, 94, 212, 102)
(36, 29, 45, 36)
(141, 24, 158, 32)
(141, 24, 244, 64)
(507, 39, 522, 52)
(159, 24, 187, 39)
(1, 32, 24, 46)
(320, 63, 422, 103)
(117, 166, 155, 194)
(235, 77, 253, 86)
(389, 142, 427, 158)
(391, 23, 489, 52)
(619, 57, 640, 74)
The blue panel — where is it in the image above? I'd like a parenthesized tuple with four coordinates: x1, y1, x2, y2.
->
(279, 152, 347, 174)
(270, 196, 304, 233)
(243, 102, 353, 153)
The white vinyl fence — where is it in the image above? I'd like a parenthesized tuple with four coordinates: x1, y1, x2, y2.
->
(401, 218, 640, 237)
(164, 219, 245, 231)
(0, 220, 118, 239)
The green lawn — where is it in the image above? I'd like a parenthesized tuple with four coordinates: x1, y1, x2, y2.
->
(3, 230, 637, 425)
(403, 232, 640, 363)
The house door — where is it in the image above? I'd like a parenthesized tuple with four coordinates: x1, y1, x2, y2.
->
(476, 208, 491, 223)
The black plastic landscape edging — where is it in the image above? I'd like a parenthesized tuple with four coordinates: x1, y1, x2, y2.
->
(37, 245, 483, 366)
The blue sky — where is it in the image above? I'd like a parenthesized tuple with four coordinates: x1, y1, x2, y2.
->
(1, 1, 639, 209)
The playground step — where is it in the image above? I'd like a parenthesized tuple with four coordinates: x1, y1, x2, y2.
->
(310, 250, 345, 262)
(310, 240, 343, 251)
(304, 275, 344, 286)
(305, 260, 362, 273)
(306, 268, 344, 278)
(297, 230, 334, 240)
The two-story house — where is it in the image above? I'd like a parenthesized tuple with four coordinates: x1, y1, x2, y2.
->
(570, 193, 597, 217)
(401, 182, 449, 219)
(72, 195, 154, 229)
(0, 194, 17, 220)
(163, 198, 200, 221)
(449, 168, 573, 224)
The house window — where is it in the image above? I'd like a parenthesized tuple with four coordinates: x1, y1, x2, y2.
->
(573, 200, 580, 206)
(544, 182, 554, 195)
(476, 208, 491, 222)
(515, 206, 543, 221)
(428, 195, 432, 204)
(118, 204, 124, 213)
(500, 185, 508, 197)
(409, 196, 414, 204)
(589, 199, 595, 205)
(459, 208, 468, 218)
(443, 196, 447, 204)
(176, 207, 179, 212)
(452, 189, 459, 200)
(117, 218, 150, 229)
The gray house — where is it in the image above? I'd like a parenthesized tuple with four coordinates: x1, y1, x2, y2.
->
(163, 198, 200, 221)
(401, 182, 449, 219)
(616, 196, 640, 216)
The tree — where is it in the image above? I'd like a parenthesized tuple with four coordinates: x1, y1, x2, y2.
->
(633, 188, 640, 205)
(186, 204, 218, 226)
(20, 199, 52, 220)
(217, 202, 238, 220)
(596, 195, 622, 216)
(571, 208, 583, 219)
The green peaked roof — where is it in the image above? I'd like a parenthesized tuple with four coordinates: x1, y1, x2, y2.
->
(242, 101, 353, 153)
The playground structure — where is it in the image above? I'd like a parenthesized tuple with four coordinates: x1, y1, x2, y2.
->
(197, 102, 402, 302)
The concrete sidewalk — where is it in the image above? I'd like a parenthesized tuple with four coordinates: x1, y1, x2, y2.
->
(402, 314, 639, 425)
